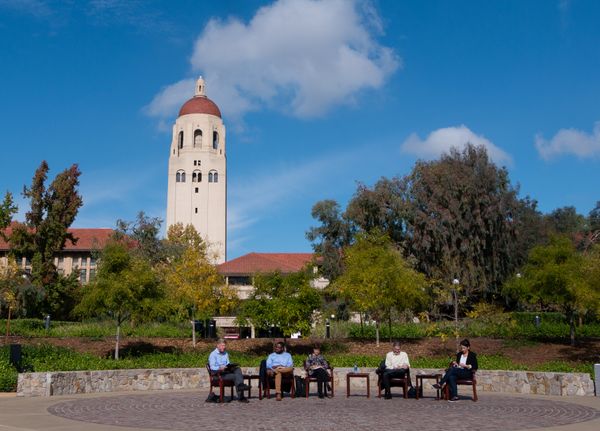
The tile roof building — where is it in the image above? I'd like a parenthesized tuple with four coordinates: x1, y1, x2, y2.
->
(0, 227, 113, 283)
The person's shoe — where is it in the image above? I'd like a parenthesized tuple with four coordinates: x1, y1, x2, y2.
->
(318, 394, 324, 399)
(276, 393, 282, 401)
(384, 393, 392, 400)
(238, 396, 249, 403)
(326, 384, 332, 392)
(448, 397, 459, 402)
(432, 383, 442, 390)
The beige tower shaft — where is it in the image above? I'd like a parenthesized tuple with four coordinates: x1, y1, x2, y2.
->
(166, 78, 226, 263)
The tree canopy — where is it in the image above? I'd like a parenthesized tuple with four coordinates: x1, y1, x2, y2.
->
(8, 161, 82, 287)
(237, 270, 321, 338)
(333, 232, 427, 344)
(75, 241, 163, 359)
(503, 236, 600, 345)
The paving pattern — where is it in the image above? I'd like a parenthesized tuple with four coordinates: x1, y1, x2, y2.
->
(47, 391, 600, 431)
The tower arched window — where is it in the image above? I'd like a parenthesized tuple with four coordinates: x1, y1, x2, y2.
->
(213, 172, 218, 183)
(208, 170, 218, 183)
(192, 170, 202, 182)
(208, 172, 213, 183)
(212, 131, 219, 150)
(176, 170, 186, 183)
(178, 131, 184, 149)
(194, 129, 202, 147)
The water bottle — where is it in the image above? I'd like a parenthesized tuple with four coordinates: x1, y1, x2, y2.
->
(353, 363, 358, 373)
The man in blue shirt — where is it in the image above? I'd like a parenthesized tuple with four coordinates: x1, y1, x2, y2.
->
(208, 339, 249, 402)
(266, 341, 294, 401)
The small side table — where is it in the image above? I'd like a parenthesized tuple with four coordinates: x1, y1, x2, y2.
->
(415, 373, 442, 400)
(244, 374, 262, 400)
(346, 372, 370, 398)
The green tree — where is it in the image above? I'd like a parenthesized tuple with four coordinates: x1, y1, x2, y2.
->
(345, 177, 410, 246)
(237, 270, 321, 339)
(503, 236, 599, 345)
(75, 241, 163, 359)
(0, 191, 17, 233)
(333, 232, 427, 345)
(306, 200, 353, 281)
(403, 144, 523, 301)
(162, 224, 234, 320)
(115, 211, 164, 265)
(9, 161, 82, 289)
(545, 206, 587, 237)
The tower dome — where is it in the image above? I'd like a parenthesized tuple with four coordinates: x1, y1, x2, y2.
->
(178, 77, 222, 118)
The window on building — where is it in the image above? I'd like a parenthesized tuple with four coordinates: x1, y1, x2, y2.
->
(208, 172, 213, 183)
(176, 170, 186, 183)
(195, 208, 198, 214)
(195, 187, 199, 193)
(213, 131, 219, 149)
(213, 172, 218, 183)
(194, 129, 203, 147)
(178, 131, 184, 149)
(79, 269, 87, 283)
(89, 269, 96, 282)
(228, 276, 251, 286)
(192, 170, 201, 183)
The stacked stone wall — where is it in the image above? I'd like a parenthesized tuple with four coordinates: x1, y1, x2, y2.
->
(17, 367, 595, 397)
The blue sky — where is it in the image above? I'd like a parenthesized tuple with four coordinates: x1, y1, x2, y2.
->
(1, 0, 599, 260)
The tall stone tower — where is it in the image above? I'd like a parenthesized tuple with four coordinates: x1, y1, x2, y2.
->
(166, 77, 226, 263)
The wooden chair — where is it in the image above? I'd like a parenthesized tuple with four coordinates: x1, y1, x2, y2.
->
(377, 369, 411, 399)
(206, 363, 235, 403)
(442, 368, 478, 401)
(304, 362, 334, 398)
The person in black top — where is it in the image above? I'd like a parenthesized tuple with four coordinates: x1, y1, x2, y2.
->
(433, 339, 478, 402)
(305, 345, 331, 398)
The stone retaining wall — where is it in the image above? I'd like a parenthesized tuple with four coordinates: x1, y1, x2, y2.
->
(17, 367, 595, 397)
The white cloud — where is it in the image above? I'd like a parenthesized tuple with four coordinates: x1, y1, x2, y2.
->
(401, 125, 512, 165)
(535, 121, 600, 160)
(145, 0, 399, 124)
(0, 0, 52, 18)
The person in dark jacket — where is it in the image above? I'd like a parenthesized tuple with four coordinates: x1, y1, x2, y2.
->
(305, 345, 331, 398)
(433, 339, 478, 402)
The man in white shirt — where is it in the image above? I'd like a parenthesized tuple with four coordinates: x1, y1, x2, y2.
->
(382, 341, 410, 399)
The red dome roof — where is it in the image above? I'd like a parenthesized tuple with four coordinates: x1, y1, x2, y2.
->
(178, 96, 221, 118)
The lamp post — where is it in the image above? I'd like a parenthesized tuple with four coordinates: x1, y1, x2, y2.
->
(325, 319, 330, 338)
(330, 314, 335, 338)
(452, 278, 460, 348)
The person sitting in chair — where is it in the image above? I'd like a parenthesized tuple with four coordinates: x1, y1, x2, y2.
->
(208, 338, 249, 403)
(266, 341, 294, 401)
(305, 344, 331, 398)
(433, 338, 478, 402)
(382, 341, 410, 399)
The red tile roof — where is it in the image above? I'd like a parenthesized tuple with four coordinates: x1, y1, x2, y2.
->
(217, 252, 315, 276)
(179, 96, 222, 118)
(0, 227, 114, 252)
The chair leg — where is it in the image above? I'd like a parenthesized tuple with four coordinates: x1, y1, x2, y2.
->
(443, 384, 449, 400)
(403, 381, 408, 399)
(331, 377, 334, 397)
(305, 378, 309, 398)
(219, 382, 224, 403)
(377, 382, 382, 398)
(472, 384, 478, 402)
(291, 378, 295, 399)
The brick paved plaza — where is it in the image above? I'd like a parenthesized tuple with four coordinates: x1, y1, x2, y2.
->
(42, 391, 600, 431)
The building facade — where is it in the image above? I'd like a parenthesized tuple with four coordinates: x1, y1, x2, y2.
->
(166, 77, 227, 263)
(0, 227, 113, 284)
